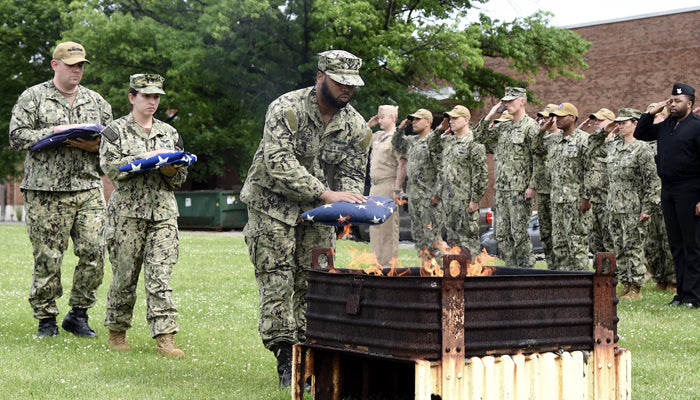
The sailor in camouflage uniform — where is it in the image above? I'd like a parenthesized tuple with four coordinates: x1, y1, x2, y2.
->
(100, 74, 187, 357)
(582, 108, 617, 258)
(392, 109, 445, 262)
(641, 104, 676, 292)
(534, 104, 560, 269)
(545, 103, 591, 271)
(474, 87, 539, 268)
(240, 50, 370, 387)
(9, 42, 112, 338)
(429, 106, 488, 256)
(604, 108, 659, 300)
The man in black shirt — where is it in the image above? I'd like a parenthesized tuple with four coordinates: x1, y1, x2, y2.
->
(634, 83, 700, 308)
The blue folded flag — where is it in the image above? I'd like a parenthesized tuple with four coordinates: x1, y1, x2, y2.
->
(301, 196, 397, 226)
(30, 124, 105, 151)
(118, 151, 197, 173)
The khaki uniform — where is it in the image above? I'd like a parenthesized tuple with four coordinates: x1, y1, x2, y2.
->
(606, 139, 659, 287)
(548, 128, 591, 271)
(9, 80, 112, 319)
(392, 129, 444, 259)
(241, 87, 370, 348)
(100, 114, 187, 337)
(369, 130, 403, 266)
(429, 130, 488, 255)
(474, 115, 540, 267)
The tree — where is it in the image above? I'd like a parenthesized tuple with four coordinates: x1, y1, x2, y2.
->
(0, 0, 72, 183)
(2, 0, 590, 186)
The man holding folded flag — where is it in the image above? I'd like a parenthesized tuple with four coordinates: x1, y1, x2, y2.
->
(9, 41, 112, 338)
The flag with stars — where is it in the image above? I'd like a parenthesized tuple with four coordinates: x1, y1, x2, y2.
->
(118, 151, 197, 173)
(301, 196, 397, 226)
(30, 124, 105, 152)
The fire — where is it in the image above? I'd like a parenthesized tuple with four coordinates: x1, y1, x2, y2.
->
(336, 225, 353, 239)
(329, 244, 495, 277)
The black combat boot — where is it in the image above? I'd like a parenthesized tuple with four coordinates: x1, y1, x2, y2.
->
(271, 343, 293, 388)
(37, 317, 59, 337)
(62, 308, 97, 337)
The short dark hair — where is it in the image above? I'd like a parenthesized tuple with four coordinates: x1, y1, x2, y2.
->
(687, 94, 695, 106)
(129, 87, 138, 96)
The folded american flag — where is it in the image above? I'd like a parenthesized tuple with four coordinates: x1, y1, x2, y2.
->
(30, 124, 104, 151)
(118, 151, 197, 173)
(301, 196, 397, 226)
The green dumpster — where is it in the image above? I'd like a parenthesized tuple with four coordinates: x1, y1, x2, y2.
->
(175, 190, 248, 230)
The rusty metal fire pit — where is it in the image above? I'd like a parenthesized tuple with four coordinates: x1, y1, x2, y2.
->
(305, 248, 617, 360)
(294, 249, 624, 400)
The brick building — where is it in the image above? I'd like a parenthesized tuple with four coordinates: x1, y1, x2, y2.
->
(3, 7, 698, 218)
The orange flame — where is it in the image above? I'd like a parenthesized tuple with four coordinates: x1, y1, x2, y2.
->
(337, 225, 352, 239)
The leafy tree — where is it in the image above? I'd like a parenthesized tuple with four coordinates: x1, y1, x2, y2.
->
(2, 0, 590, 186)
(0, 0, 72, 183)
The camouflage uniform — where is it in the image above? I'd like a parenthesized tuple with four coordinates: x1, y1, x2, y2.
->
(369, 130, 403, 266)
(533, 130, 560, 269)
(548, 128, 591, 271)
(429, 130, 488, 256)
(9, 80, 112, 320)
(473, 115, 539, 267)
(100, 112, 187, 338)
(586, 130, 615, 257)
(606, 139, 659, 287)
(241, 81, 370, 349)
(392, 129, 444, 259)
(643, 142, 676, 287)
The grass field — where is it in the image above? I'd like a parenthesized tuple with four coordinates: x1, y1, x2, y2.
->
(0, 224, 698, 399)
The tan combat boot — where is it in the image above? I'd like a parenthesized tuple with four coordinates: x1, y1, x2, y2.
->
(108, 330, 131, 352)
(156, 334, 185, 358)
(616, 282, 631, 297)
(620, 285, 642, 300)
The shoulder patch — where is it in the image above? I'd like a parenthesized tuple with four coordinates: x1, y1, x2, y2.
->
(284, 109, 298, 134)
(101, 126, 118, 143)
(360, 130, 372, 151)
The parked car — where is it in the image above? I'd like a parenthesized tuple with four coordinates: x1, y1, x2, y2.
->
(480, 213, 544, 258)
(350, 194, 492, 243)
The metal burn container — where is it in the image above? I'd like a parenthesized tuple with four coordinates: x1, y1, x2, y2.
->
(304, 249, 618, 360)
(295, 249, 625, 400)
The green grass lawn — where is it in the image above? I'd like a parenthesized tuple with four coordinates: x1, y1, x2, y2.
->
(0, 224, 698, 399)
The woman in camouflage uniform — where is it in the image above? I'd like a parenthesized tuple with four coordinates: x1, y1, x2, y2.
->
(99, 74, 188, 356)
(605, 108, 660, 300)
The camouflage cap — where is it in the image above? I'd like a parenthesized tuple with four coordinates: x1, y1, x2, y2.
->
(407, 108, 433, 122)
(614, 108, 641, 122)
(501, 87, 527, 101)
(53, 41, 91, 65)
(378, 105, 398, 117)
(443, 105, 471, 119)
(130, 74, 166, 95)
(671, 83, 695, 97)
(537, 103, 558, 117)
(646, 103, 668, 116)
(589, 108, 616, 121)
(550, 103, 579, 118)
(318, 50, 364, 87)
(496, 111, 514, 122)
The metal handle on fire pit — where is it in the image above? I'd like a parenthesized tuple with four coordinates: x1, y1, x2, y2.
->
(442, 253, 470, 279)
(593, 252, 616, 276)
(311, 248, 335, 269)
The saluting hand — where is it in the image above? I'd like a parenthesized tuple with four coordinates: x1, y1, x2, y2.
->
(486, 101, 502, 120)
(577, 117, 591, 131)
(398, 118, 409, 131)
(367, 115, 379, 128)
